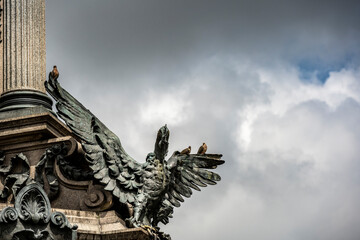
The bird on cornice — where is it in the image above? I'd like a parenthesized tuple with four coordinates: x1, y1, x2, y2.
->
(180, 146, 191, 155)
(50, 65, 59, 80)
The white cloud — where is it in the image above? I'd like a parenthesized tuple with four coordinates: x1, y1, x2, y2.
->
(43, 1, 360, 239)
(237, 67, 360, 151)
(227, 65, 360, 240)
(158, 62, 360, 240)
(139, 88, 193, 127)
(64, 58, 360, 240)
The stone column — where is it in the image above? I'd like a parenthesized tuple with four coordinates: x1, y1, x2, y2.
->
(0, 0, 52, 112)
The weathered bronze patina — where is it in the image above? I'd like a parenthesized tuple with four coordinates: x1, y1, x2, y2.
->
(44, 71, 224, 239)
(0, 1, 224, 238)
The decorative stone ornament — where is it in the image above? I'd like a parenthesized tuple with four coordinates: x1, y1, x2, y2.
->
(0, 183, 77, 240)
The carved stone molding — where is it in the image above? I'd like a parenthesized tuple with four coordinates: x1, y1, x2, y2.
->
(0, 183, 77, 240)
(0, 112, 76, 151)
(79, 182, 113, 212)
(0, 152, 31, 200)
(54, 153, 114, 212)
(15, 183, 52, 224)
(35, 143, 69, 200)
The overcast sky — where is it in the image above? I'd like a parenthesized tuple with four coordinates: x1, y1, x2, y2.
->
(45, 1, 360, 239)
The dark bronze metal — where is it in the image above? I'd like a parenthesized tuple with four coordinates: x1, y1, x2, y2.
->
(45, 72, 224, 239)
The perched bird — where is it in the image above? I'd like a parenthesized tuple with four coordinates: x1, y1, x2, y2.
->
(180, 146, 191, 155)
(50, 65, 59, 79)
(45, 77, 225, 234)
(197, 143, 207, 155)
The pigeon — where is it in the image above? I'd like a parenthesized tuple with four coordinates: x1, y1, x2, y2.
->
(197, 143, 207, 155)
(45, 76, 225, 233)
(180, 146, 191, 155)
(50, 65, 59, 79)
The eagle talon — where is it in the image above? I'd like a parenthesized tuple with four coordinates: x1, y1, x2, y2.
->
(141, 225, 164, 240)
(125, 217, 141, 228)
(45, 76, 223, 240)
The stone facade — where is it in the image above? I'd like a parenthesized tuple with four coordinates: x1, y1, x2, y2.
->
(0, 109, 151, 239)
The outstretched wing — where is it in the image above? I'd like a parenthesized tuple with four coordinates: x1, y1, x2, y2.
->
(159, 152, 224, 224)
(45, 74, 143, 205)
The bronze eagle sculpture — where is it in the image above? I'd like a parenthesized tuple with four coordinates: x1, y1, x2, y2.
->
(45, 70, 224, 234)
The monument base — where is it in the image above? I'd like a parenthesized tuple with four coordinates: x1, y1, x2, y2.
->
(0, 111, 151, 240)
(0, 203, 150, 240)
(0, 90, 53, 113)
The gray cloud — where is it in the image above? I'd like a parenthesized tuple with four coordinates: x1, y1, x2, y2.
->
(45, 1, 360, 239)
(46, 0, 360, 86)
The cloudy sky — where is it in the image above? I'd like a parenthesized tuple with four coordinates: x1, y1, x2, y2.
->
(45, 1, 360, 239)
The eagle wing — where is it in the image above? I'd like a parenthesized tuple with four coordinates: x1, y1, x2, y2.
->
(45, 74, 143, 205)
(159, 153, 224, 224)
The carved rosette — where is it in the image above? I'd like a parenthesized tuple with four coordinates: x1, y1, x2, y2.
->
(0, 183, 77, 240)
(51, 211, 72, 229)
(80, 183, 113, 212)
(0, 206, 18, 223)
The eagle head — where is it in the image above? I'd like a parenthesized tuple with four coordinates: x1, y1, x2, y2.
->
(146, 152, 156, 163)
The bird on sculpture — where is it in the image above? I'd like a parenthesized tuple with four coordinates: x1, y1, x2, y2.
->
(50, 66, 59, 80)
(180, 146, 191, 155)
(45, 71, 224, 239)
(197, 143, 207, 155)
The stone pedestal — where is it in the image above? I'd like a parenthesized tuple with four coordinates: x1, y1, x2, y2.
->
(0, 111, 151, 240)
(53, 209, 150, 240)
(0, 202, 149, 240)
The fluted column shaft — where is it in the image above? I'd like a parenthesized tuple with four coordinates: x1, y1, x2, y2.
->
(1, 0, 46, 95)
(0, 0, 51, 113)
